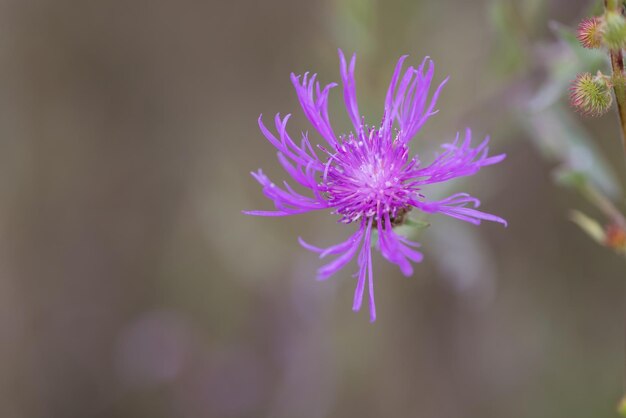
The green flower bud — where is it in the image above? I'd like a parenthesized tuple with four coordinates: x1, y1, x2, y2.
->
(602, 11, 626, 50)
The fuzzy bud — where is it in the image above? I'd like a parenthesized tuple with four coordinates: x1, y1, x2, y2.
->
(602, 11, 626, 50)
(577, 17, 603, 48)
(569, 72, 613, 116)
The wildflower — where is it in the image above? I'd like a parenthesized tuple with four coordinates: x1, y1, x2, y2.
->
(570, 72, 613, 116)
(577, 16, 603, 49)
(244, 50, 506, 322)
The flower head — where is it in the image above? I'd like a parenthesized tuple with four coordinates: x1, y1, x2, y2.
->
(577, 16, 603, 49)
(244, 50, 506, 322)
(570, 72, 613, 116)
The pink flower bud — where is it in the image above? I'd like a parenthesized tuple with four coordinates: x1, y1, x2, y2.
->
(577, 16, 603, 49)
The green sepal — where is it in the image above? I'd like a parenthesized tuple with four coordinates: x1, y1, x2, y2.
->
(405, 219, 431, 230)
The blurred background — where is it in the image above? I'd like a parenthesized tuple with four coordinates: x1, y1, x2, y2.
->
(0, 0, 625, 417)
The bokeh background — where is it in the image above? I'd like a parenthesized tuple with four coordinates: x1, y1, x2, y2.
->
(0, 0, 625, 417)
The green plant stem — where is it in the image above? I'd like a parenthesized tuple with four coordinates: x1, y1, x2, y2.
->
(609, 48, 626, 159)
(605, 0, 626, 162)
(580, 180, 626, 227)
(604, 0, 626, 408)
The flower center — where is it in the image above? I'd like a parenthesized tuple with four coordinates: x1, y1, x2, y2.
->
(321, 133, 415, 224)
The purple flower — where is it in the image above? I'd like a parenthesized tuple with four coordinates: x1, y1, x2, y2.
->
(244, 50, 506, 322)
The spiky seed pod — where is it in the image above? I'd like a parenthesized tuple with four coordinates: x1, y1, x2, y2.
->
(577, 16, 603, 48)
(570, 72, 613, 116)
(602, 11, 626, 50)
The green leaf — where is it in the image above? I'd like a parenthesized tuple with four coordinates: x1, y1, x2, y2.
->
(521, 105, 622, 199)
(553, 169, 588, 189)
(569, 210, 606, 245)
(618, 395, 626, 417)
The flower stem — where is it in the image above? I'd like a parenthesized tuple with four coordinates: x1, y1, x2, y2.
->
(604, 1, 626, 410)
(579, 179, 626, 228)
(606, 0, 626, 162)
(609, 49, 626, 157)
